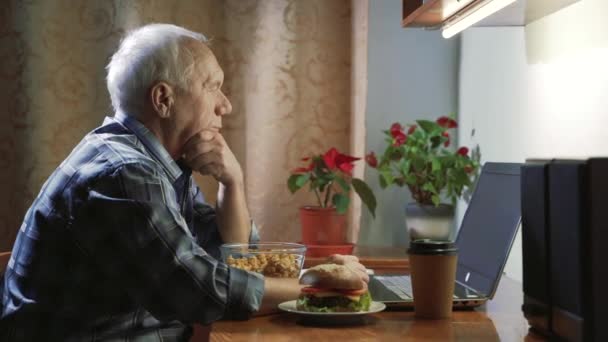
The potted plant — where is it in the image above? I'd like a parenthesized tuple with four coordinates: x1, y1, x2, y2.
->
(366, 116, 480, 241)
(288, 147, 376, 246)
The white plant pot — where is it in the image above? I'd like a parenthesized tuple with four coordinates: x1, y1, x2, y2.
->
(405, 203, 455, 241)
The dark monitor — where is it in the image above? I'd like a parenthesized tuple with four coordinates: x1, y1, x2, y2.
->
(455, 162, 522, 298)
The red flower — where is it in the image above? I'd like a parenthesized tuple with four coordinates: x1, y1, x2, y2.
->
(390, 123, 403, 136)
(457, 147, 469, 156)
(335, 153, 360, 175)
(442, 131, 450, 147)
(407, 125, 417, 135)
(437, 116, 457, 129)
(323, 147, 360, 175)
(323, 148, 338, 170)
(392, 132, 407, 147)
(389, 122, 407, 147)
(366, 152, 378, 168)
(338, 162, 355, 174)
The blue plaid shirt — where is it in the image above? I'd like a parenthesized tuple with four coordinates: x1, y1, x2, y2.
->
(0, 112, 264, 341)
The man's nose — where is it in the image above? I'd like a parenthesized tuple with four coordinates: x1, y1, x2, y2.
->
(217, 91, 232, 116)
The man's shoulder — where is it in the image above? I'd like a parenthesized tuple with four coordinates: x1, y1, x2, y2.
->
(62, 125, 162, 180)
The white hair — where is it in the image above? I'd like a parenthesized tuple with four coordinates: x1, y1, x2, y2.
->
(106, 23, 208, 116)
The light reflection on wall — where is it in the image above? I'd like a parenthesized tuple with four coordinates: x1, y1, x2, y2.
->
(458, 0, 608, 282)
(528, 47, 608, 158)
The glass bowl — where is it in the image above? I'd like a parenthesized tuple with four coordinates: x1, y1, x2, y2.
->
(220, 242, 306, 278)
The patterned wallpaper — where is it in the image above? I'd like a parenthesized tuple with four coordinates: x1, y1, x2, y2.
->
(0, 0, 367, 251)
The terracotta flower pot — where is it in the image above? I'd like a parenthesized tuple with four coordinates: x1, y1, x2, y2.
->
(299, 206, 347, 245)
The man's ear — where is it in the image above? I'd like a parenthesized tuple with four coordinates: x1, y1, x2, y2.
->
(149, 82, 174, 118)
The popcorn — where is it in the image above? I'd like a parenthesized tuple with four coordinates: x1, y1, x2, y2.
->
(226, 252, 301, 278)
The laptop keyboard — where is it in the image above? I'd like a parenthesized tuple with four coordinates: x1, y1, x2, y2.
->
(375, 275, 463, 300)
(375, 275, 413, 299)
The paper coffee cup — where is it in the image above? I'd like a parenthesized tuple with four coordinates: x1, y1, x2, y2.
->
(408, 239, 458, 319)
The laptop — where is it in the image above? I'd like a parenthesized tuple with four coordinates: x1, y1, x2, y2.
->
(368, 162, 522, 308)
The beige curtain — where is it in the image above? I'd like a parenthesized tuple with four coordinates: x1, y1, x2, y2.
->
(0, 0, 368, 251)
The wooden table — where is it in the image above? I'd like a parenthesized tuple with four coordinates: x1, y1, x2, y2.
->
(205, 246, 546, 341)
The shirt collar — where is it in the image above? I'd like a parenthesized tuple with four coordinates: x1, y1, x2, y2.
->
(110, 111, 184, 182)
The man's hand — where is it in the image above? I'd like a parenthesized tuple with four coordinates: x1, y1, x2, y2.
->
(183, 130, 243, 186)
(183, 129, 250, 243)
(325, 254, 370, 288)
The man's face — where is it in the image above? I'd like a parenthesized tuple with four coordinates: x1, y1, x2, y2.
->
(171, 40, 232, 154)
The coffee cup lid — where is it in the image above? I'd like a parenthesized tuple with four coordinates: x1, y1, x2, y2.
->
(408, 239, 458, 256)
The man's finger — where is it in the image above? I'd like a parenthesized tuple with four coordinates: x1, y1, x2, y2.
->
(326, 254, 360, 265)
(183, 130, 217, 155)
(344, 262, 368, 283)
(197, 163, 223, 179)
(347, 262, 367, 272)
(189, 155, 221, 175)
(184, 143, 216, 163)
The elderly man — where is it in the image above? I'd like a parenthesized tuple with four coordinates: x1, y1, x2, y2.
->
(0, 24, 368, 341)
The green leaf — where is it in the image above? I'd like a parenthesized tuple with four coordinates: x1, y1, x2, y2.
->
(296, 173, 310, 188)
(380, 169, 394, 186)
(335, 177, 350, 192)
(399, 159, 410, 175)
(432, 195, 441, 206)
(318, 173, 333, 184)
(332, 193, 350, 214)
(430, 136, 441, 149)
(422, 182, 437, 194)
(352, 178, 377, 218)
(405, 173, 417, 185)
(411, 157, 425, 172)
(288, 174, 308, 193)
(431, 157, 441, 172)
(417, 120, 438, 134)
(379, 174, 387, 189)
(454, 169, 471, 187)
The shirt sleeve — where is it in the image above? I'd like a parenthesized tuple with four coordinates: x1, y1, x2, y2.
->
(70, 161, 264, 324)
(189, 182, 260, 261)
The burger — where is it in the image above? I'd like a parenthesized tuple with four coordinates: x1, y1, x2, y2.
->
(296, 263, 371, 312)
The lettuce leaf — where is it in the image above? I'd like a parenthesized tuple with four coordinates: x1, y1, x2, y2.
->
(348, 292, 371, 311)
(296, 297, 335, 312)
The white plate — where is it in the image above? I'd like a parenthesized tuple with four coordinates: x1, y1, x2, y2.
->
(278, 300, 386, 317)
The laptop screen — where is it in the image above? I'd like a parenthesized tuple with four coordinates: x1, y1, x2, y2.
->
(455, 162, 521, 298)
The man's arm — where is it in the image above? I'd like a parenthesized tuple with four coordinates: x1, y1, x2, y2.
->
(256, 278, 304, 315)
(183, 130, 251, 243)
(73, 162, 264, 324)
(216, 181, 250, 243)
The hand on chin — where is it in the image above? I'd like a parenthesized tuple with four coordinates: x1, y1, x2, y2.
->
(182, 129, 243, 186)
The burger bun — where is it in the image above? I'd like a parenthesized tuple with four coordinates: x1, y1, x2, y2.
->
(299, 264, 364, 290)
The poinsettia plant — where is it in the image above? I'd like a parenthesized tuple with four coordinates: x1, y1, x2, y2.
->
(366, 116, 480, 206)
(288, 147, 377, 217)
